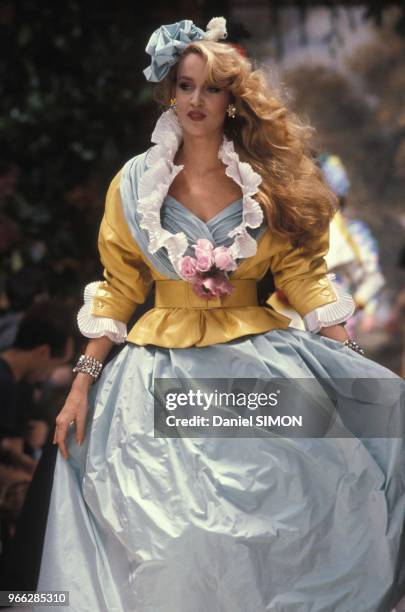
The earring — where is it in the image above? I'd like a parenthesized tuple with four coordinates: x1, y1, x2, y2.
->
(226, 103, 237, 118)
(170, 97, 177, 112)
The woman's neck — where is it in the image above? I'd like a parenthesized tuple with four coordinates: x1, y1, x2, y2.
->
(176, 131, 225, 176)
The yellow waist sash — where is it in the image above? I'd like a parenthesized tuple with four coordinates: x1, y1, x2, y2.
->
(154, 279, 258, 309)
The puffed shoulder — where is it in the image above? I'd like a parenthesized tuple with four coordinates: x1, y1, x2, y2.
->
(76, 164, 154, 341)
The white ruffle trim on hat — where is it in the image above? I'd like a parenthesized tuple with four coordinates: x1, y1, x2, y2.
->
(77, 281, 127, 344)
(137, 109, 264, 277)
(303, 274, 356, 333)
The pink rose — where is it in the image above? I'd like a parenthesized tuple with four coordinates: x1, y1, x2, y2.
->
(180, 256, 198, 279)
(202, 275, 234, 297)
(191, 275, 234, 299)
(194, 238, 214, 260)
(195, 252, 213, 272)
(191, 277, 210, 298)
(213, 246, 237, 272)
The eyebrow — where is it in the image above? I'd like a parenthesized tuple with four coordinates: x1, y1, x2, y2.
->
(177, 76, 194, 82)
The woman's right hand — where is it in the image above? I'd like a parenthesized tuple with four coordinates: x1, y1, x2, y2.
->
(53, 373, 91, 460)
(53, 337, 114, 459)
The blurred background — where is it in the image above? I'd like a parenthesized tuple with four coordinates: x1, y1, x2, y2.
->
(0, 0, 404, 591)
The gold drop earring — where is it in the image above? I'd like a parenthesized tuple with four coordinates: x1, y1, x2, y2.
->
(226, 103, 237, 118)
(170, 97, 177, 112)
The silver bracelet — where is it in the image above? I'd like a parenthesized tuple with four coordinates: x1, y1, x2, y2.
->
(343, 339, 365, 356)
(73, 354, 103, 381)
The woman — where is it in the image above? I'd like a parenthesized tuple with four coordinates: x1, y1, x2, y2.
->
(38, 18, 404, 612)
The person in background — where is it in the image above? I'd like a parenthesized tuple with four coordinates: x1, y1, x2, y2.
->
(0, 266, 50, 352)
(267, 153, 386, 336)
(0, 301, 74, 554)
(385, 241, 405, 377)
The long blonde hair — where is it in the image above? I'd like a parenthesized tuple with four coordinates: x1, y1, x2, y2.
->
(154, 40, 337, 253)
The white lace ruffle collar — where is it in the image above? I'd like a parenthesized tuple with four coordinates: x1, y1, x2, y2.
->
(137, 109, 264, 276)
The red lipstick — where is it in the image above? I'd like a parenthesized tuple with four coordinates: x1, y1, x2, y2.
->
(188, 111, 206, 121)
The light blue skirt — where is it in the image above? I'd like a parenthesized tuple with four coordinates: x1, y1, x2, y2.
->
(37, 329, 405, 612)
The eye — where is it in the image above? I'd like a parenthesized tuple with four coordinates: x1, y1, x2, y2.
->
(207, 86, 221, 93)
(179, 82, 192, 90)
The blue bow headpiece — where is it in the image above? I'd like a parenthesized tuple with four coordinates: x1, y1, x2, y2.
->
(143, 17, 227, 83)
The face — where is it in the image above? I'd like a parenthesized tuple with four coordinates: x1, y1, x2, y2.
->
(173, 52, 230, 138)
(28, 336, 74, 383)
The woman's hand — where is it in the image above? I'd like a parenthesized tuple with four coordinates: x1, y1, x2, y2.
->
(53, 336, 114, 459)
(53, 373, 92, 460)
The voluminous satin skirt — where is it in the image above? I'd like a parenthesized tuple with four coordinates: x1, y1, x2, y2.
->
(37, 329, 405, 612)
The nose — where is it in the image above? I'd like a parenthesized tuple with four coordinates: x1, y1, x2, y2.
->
(190, 88, 203, 108)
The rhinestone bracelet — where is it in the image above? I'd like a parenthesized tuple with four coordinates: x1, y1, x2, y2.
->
(73, 354, 103, 381)
(343, 339, 365, 356)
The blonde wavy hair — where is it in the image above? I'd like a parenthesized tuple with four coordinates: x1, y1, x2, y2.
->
(154, 40, 337, 254)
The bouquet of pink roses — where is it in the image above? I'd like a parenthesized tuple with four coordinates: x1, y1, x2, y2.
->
(179, 239, 237, 299)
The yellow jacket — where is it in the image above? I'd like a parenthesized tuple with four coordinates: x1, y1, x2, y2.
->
(87, 170, 340, 348)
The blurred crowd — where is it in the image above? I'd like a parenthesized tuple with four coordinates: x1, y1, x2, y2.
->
(0, 145, 105, 565)
(0, 143, 103, 313)
(269, 153, 405, 373)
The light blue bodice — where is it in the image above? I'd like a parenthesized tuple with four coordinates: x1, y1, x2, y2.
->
(120, 153, 266, 280)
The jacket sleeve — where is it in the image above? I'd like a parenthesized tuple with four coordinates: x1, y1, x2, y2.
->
(267, 228, 355, 332)
(77, 170, 153, 343)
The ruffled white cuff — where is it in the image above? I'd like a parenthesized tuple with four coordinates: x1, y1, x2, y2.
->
(77, 281, 127, 344)
(303, 274, 356, 333)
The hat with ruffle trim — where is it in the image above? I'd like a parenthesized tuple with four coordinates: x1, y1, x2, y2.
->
(143, 17, 228, 82)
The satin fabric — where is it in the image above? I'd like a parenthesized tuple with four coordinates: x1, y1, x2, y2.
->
(37, 329, 405, 611)
(91, 164, 344, 347)
(37, 194, 405, 611)
(154, 279, 259, 308)
(143, 20, 206, 82)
